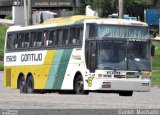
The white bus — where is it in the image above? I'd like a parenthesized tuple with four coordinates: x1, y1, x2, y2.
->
(3, 15, 153, 96)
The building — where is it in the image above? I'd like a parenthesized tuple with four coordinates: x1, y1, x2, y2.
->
(31, 0, 77, 16)
(0, 0, 14, 18)
(0, 0, 78, 25)
(0, 0, 78, 17)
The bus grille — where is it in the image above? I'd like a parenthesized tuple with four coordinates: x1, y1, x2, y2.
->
(114, 75, 125, 78)
(114, 75, 140, 78)
(6, 69, 11, 87)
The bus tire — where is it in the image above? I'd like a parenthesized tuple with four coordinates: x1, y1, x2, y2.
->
(19, 76, 27, 93)
(74, 75, 89, 95)
(119, 91, 133, 96)
(26, 75, 34, 94)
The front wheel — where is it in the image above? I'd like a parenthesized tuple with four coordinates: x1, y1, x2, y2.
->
(74, 75, 89, 95)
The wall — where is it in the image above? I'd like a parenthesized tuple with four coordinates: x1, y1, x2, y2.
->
(12, 6, 25, 25)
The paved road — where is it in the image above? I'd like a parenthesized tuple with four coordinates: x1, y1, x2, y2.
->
(0, 72, 160, 109)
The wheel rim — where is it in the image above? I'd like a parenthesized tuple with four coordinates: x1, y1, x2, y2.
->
(27, 79, 33, 93)
(76, 80, 84, 94)
(19, 78, 25, 93)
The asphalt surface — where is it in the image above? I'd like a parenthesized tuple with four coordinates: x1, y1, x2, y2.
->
(0, 71, 160, 109)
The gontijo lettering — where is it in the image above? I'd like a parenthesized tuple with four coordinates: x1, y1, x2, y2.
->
(21, 53, 42, 62)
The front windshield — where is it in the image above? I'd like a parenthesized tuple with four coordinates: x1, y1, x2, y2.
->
(98, 41, 127, 70)
(127, 41, 151, 71)
(97, 40, 151, 71)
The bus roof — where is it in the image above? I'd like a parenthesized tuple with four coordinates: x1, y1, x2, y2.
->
(84, 18, 148, 26)
(42, 15, 98, 25)
(7, 15, 148, 32)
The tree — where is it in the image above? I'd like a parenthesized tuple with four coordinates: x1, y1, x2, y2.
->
(76, 0, 93, 14)
(124, 0, 146, 21)
(77, 0, 160, 21)
(77, 0, 118, 17)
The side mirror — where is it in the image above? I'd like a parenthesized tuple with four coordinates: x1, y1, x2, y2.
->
(149, 30, 157, 38)
(151, 45, 155, 57)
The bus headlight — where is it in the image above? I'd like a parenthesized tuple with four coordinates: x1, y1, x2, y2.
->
(141, 71, 151, 79)
(141, 76, 151, 79)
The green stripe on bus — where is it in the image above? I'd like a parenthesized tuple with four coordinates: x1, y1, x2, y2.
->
(46, 50, 64, 89)
(52, 49, 72, 89)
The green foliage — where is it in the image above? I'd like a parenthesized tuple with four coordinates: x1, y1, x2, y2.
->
(77, 0, 160, 20)
(150, 0, 160, 7)
(152, 42, 160, 70)
(5, 15, 12, 20)
(77, 0, 160, 19)
(152, 71, 160, 86)
(0, 24, 7, 61)
(0, 63, 3, 71)
(77, 0, 88, 14)
(124, 0, 146, 20)
(152, 42, 160, 86)
(77, 0, 118, 17)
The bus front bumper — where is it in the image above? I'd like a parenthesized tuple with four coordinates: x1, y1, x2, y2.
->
(88, 78, 151, 92)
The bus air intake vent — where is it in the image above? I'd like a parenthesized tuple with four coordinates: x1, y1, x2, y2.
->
(6, 69, 11, 87)
(114, 75, 125, 78)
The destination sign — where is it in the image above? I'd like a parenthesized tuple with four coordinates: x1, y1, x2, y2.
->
(32, 0, 73, 7)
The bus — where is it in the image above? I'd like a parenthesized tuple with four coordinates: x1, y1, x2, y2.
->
(3, 15, 153, 96)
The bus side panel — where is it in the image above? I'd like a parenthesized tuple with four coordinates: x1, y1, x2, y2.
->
(3, 66, 25, 89)
(34, 50, 55, 89)
(40, 50, 56, 89)
(45, 50, 63, 89)
(52, 49, 72, 89)
(3, 67, 11, 88)
(61, 48, 84, 90)
(3, 50, 55, 90)
(45, 49, 73, 90)
(3, 49, 73, 90)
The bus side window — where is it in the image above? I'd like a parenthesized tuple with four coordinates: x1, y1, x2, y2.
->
(70, 27, 77, 44)
(43, 31, 49, 47)
(86, 24, 96, 39)
(24, 33, 30, 48)
(15, 34, 18, 49)
(56, 29, 63, 45)
(6, 33, 17, 50)
(30, 32, 36, 47)
(77, 27, 83, 44)
(36, 31, 43, 47)
(62, 29, 69, 45)
(18, 33, 25, 48)
(89, 24, 96, 38)
(48, 30, 56, 47)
